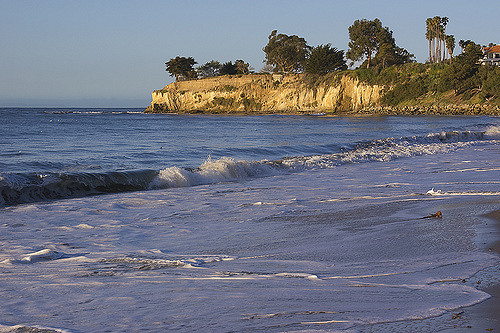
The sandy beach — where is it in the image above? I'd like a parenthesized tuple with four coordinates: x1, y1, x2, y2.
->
(460, 210, 500, 332)
(388, 209, 500, 332)
(357, 205, 500, 333)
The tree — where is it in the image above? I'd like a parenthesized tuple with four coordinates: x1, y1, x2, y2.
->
(165, 56, 197, 81)
(392, 46, 415, 65)
(259, 63, 276, 74)
(234, 59, 250, 74)
(426, 16, 449, 63)
(440, 17, 449, 61)
(478, 65, 500, 100)
(372, 42, 415, 68)
(197, 60, 222, 78)
(346, 18, 392, 68)
(459, 40, 474, 53)
(445, 35, 455, 63)
(219, 61, 238, 75)
(439, 42, 483, 93)
(425, 18, 433, 63)
(461, 42, 483, 63)
(303, 44, 347, 74)
(376, 43, 395, 68)
(263, 30, 310, 73)
(217, 60, 252, 76)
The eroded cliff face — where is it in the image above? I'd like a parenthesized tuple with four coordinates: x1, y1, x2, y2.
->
(146, 74, 384, 113)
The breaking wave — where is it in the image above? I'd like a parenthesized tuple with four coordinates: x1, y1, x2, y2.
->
(1, 126, 498, 206)
(0, 170, 158, 206)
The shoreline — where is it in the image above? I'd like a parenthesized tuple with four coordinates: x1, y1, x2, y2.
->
(460, 209, 500, 332)
(360, 208, 500, 332)
(145, 104, 500, 116)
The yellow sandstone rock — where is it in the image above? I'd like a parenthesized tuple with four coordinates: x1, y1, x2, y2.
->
(146, 74, 384, 114)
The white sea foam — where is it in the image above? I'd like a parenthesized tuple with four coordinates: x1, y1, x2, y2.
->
(426, 188, 500, 196)
(0, 324, 71, 333)
(274, 272, 320, 280)
(485, 124, 500, 138)
(95, 255, 234, 272)
(18, 249, 64, 263)
(277, 129, 495, 170)
(99, 257, 186, 269)
(152, 156, 278, 188)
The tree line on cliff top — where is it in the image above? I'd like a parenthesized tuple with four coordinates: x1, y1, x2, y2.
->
(165, 17, 499, 105)
(166, 18, 415, 81)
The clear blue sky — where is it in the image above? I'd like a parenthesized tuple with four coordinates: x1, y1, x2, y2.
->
(1, 0, 498, 107)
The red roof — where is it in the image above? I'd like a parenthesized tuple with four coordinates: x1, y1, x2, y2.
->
(484, 45, 500, 53)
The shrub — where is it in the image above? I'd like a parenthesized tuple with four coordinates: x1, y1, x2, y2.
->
(381, 77, 428, 105)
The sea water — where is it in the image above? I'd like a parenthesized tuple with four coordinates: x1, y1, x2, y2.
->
(0, 108, 499, 332)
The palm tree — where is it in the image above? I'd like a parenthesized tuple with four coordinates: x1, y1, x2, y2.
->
(431, 16, 441, 63)
(434, 16, 444, 63)
(426, 16, 450, 63)
(426, 18, 433, 63)
(445, 35, 455, 63)
(440, 17, 449, 62)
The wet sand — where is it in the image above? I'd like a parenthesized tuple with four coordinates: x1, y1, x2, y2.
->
(362, 207, 500, 332)
(461, 209, 500, 332)
(485, 210, 500, 254)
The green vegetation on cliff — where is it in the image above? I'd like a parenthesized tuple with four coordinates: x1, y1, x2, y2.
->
(349, 43, 499, 107)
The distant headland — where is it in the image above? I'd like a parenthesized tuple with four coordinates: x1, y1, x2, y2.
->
(146, 17, 499, 115)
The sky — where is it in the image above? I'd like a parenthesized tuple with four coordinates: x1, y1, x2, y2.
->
(1, 0, 498, 108)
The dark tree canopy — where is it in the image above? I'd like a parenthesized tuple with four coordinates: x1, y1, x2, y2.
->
(197, 60, 222, 78)
(372, 43, 415, 68)
(234, 60, 250, 74)
(458, 40, 475, 53)
(457, 43, 483, 65)
(219, 59, 250, 75)
(197, 60, 250, 77)
(219, 61, 238, 75)
(165, 56, 197, 81)
(445, 35, 455, 63)
(346, 18, 392, 68)
(439, 42, 483, 93)
(263, 30, 310, 73)
(347, 18, 414, 69)
(303, 44, 347, 74)
(375, 43, 396, 68)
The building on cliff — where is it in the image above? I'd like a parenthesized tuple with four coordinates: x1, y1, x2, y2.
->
(480, 44, 500, 66)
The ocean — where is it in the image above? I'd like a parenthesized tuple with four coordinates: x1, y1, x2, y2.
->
(0, 107, 499, 332)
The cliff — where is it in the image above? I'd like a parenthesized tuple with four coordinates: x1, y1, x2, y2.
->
(145, 74, 384, 114)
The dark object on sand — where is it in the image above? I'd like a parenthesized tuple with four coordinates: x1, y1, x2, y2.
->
(420, 211, 442, 219)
